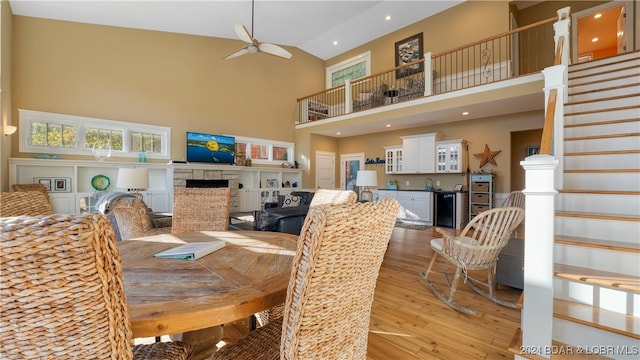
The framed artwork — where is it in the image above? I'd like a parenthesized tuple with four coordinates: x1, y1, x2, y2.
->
(53, 177, 71, 192)
(454, 184, 463, 192)
(526, 146, 540, 156)
(34, 177, 52, 191)
(395, 33, 424, 78)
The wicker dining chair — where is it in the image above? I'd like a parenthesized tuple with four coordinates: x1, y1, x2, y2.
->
(109, 195, 172, 240)
(0, 191, 54, 216)
(0, 214, 192, 360)
(11, 183, 51, 202)
(172, 187, 231, 234)
(419, 206, 525, 315)
(308, 188, 357, 207)
(210, 198, 400, 360)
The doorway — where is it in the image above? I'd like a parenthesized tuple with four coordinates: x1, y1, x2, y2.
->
(572, 1, 633, 63)
(315, 151, 335, 189)
(510, 128, 543, 192)
(340, 153, 364, 192)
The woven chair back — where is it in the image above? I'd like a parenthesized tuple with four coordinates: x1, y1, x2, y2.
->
(0, 191, 54, 216)
(172, 187, 231, 234)
(11, 183, 50, 201)
(110, 196, 157, 240)
(280, 198, 400, 360)
(452, 207, 525, 269)
(308, 189, 357, 207)
(0, 214, 134, 359)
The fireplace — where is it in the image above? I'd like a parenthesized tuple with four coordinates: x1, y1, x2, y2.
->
(186, 179, 229, 188)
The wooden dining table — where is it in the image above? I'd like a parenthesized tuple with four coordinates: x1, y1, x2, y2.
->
(117, 230, 298, 338)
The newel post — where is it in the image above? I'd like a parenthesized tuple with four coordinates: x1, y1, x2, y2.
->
(424, 52, 432, 97)
(520, 155, 558, 359)
(542, 64, 566, 189)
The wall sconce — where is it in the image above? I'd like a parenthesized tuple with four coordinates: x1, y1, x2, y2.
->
(3, 125, 17, 136)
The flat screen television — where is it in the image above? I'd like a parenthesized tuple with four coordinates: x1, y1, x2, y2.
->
(186, 131, 235, 164)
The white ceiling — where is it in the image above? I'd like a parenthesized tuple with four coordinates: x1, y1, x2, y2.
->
(8, 0, 465, 60)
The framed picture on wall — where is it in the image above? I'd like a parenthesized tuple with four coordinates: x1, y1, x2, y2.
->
(34, 177, 52, 191)
(526, 146, 540, 157)
(53, 177, 71, 192)
(395, 33, 424, 78)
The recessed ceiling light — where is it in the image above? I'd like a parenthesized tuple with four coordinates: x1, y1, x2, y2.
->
(333, 41, 338, 45)
(594, 13, 602, 19)
(462, 111, 469, 116)
(592, 37, 599, 42)
(386, 124, 391, 127)
(385, 15, 391, 21)
(336, 132, 341, 135)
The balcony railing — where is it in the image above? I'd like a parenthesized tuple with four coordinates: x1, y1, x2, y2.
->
(297, 15, 558, 125)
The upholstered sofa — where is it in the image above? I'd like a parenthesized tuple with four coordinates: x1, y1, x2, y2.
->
(255, 189, 358, 235)
(255, 191, 315, 235)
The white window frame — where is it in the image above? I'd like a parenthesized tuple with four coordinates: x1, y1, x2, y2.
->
(325, 51, 371, 88)
(18, 109, 171, 160)
(234, 135, 294, 166)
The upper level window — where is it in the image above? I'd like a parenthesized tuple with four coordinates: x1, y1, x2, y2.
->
(19, 109, 171, 159)
(326, 51, 371, 88)
(235, 136, 294, 165)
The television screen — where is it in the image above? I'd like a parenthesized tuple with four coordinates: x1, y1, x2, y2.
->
(186, 131, 235, 164)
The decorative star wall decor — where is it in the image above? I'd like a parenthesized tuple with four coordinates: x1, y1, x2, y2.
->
(474, 144, 502, 168)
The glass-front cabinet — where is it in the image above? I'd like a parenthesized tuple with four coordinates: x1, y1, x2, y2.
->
(436, 139, 468, 173)
(384, 146, 403, 174)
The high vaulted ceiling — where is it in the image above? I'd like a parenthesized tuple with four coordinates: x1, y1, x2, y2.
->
(8, 0, 465, 60)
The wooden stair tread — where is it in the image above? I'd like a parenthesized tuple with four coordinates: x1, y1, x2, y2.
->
(569, 54, 640, 74)
(554, 235, 640, 253)
(554, 263, 640, 293)
(559, 189, 640, 196)
(565, 93, 640, 106)
(565, 132, 640, 141)
(564, 117, 639, 128)
(564, 149, 640, 156)
(564, 104, 639, 117)
(554, 298, 640, 340)
(569, 65, 640, 81)
(508, 328, 612, 359)
(556, 210, 639, 222)
(569, 82, 640, 97)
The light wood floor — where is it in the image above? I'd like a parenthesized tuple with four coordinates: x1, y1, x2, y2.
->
(221, 226, 522, 359)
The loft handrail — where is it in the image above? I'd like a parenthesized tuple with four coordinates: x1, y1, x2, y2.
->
(431, 16, 557, 58)
(540, 20, 566, 155)
(296, 59, 426, 102)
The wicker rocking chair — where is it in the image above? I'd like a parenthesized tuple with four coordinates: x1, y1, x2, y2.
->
(420, 206, 525, 315)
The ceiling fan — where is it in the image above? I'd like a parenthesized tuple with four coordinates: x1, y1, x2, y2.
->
(224, 0, 292, 60)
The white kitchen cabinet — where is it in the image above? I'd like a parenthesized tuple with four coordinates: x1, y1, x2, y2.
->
(396, 191, 432, 224)
(436, 139, 468, 173)
(377, 189, 398, 200)
(401, 133, 439, 173)
(384, 146, 403, 174)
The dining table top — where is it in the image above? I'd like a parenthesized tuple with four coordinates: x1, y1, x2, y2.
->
(117, 230, 298, 338)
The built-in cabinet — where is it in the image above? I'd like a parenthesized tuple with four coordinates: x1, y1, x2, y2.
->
(9, 158, 172, 214)
(376, 190, 433, 224)
(384, 146, 403, 174)
(436, 139, 468, 173)
(237, 168, 302, 212)
(401, 133, 439, 174)
(469, 173, 495, 220)
(9, 158, 302, 214)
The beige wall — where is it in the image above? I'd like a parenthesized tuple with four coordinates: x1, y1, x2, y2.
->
(10, 15, 326, 163)
(1, 0, 13, 191)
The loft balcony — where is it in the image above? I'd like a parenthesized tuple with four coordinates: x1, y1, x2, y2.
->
(296, 15, 559, 137)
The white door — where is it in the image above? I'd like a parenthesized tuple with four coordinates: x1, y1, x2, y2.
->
(315, 151, 335, 189)
(340, 153, 365, 192)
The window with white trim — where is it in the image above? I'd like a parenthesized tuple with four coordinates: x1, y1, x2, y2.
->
(326, 51, 371, 88)
(19, 109, 171, 159)
(234, 136, 294, 165)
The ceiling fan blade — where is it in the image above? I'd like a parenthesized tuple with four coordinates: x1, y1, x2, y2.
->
(234, 24, 256, 45)
(259, 43, 292, 59)
(223, 47, 249, 60)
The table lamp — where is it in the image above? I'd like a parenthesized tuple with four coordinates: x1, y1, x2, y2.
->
(356, 170, 378, 202)
(117, 168, 149, 192)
